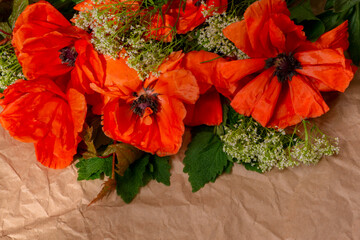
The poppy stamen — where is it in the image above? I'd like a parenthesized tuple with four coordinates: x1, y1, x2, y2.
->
(265, 53, 302, 83)
(131, 88, 160, 117)
(59, 46, 78, 67)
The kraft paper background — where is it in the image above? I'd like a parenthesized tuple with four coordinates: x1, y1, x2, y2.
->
(0, 69, 359, 240)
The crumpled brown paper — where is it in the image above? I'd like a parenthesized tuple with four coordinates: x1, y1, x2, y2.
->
(1, 70, 359, 239)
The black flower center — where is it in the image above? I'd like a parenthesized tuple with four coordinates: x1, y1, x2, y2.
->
(194, 0, 202, 7)
(59, 46, 78, 67)
(265, 53, 302, 83)
(131, 88, 160, 117)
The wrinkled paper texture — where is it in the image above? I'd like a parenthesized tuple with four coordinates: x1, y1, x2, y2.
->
(1, 70, 359, 239)
(1, 0, 360, 232)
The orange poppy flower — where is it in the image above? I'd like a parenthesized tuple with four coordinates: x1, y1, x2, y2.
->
(12, 1, 105, 94)
(91, 51, 200, 156)
(165, 0, 228, 34)
(74, 0, 140, 12)
(148, 0, 228, 42)
(181, 50, 226, 126)
(217, 0, 355, 129)
(0, 78, 87, 169)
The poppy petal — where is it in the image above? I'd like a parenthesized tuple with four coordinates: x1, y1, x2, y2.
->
(153, 69, 199, 104)
(231, 68, 274, 116)
(102, 98, 137, 141)
(154, 96, 186, 156)
(182, 50, 226, 94)
(314, 21, 349, 50)
(0, 78, 86, 169)
(71, 39, 106, 93)
(267, 83, 302, 129)
(295, 48, 353, 92)
(157, 50, 184, 73)
(223, 20, 256, 57)
(184, 87, 222, 126)
(217, 58, 267, 99)
(251, 76, 282, 127)
(13, 1, 70, 34)
(34, 100, 78, 169)
(16, 50, 71, 80)
(104, 55, 142, 96)
(67, 87, 87, 135)
(295, 48, 345, 66)
(289, 75, 329, 118)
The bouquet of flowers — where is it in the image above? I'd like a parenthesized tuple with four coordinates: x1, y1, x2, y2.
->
(0, 0, 357, 203)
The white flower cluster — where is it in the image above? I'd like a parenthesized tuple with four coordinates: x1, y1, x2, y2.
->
(121, 25, 167, 80)
(198, 13, 248, 59)
(0, 41, 24, 91)
(221, 118, 339, 172)
(74, 0, 123, 58)
(291, 135, 339, 165)
(73, 0, 172, 79)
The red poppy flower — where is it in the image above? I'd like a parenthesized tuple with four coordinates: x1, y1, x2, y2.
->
(149, 0, 228, 41)
(181, 50, 225, 126)
(12, 1, 105, 94)
(217, 0, 355, 129)
(91, 51, 200, 156)
(0, 78, 87, 169)
(165, 0, 228, 34)
(74, 0, 140, 12)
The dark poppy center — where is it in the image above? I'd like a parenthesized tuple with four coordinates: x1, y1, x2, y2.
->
(131, 88, 160, 117)
(59, 46, 78, 67)
(194, 0, 202, 7)
(265, 53, 302, 83)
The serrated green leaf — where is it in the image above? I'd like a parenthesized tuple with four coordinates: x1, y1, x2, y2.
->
(116, 155, 150, 203)
(183, 127, 229, 192)
(9, 0, 29, 29)
(76, 157, 112, 180)
(334, 0, 360, 12)
(290, 0, 325, 41)
(150, 155, 171, 186)
(348, 3, 360, 65)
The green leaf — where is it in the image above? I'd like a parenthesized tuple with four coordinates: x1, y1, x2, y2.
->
(325, 0, 335, 10)
(150, 155, 171, 186)
(0, 22, 12, 39)
(224, 161, 234, 174)
(290, 0, 325, 41)
(241, 162, 263, 173)
(9, 0, 29, 29)
(348, 3, 360, 65)
(76, 157, 113, 180)
(317, 10, 349, 31)
(227, 106, 242, 126)
(116, 155, 150, 203)
(72, 0, 85, 4)
(334, 0, 360, 12)
(183, 127, 229, 192)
